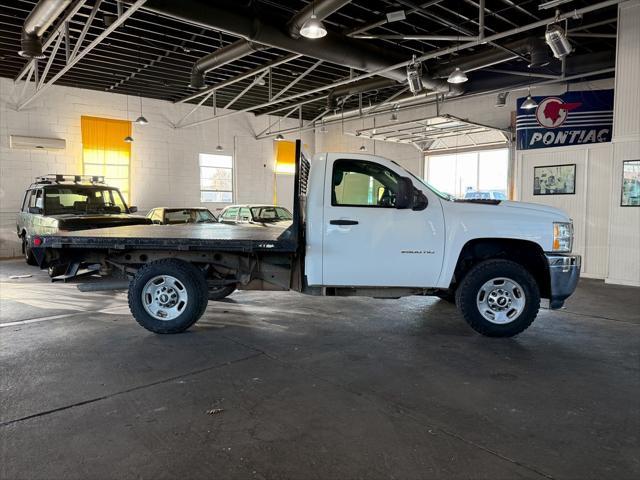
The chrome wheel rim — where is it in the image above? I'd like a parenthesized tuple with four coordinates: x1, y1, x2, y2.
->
(142, 275, 188, 321)
(476, 277, 525, 324)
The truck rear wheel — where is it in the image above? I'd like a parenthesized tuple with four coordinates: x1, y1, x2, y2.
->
(128, 259, 209, 334)
(208, 285, 236, 300)
(455, 259, 540, 337)
(22, 235, 37, 266)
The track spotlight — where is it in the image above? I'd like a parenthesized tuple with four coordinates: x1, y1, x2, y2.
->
(545, 23, 572, 59)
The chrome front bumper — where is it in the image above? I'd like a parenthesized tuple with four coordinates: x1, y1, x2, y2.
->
(545, 254, 581, 309)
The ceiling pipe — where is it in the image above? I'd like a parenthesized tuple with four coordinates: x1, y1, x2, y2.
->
(288, 0, 353, 39)
(189, 40, 266, 89)
(19, 0, 72, 58)
(143, 0, 461, 97)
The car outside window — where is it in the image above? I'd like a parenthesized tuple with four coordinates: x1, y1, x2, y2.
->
(275, 207, 292, 220)
(164, 210, 193, 224)
(239, 208, 251, 222)
(332, 159, 400, 207)
(194, 210, 216, 223)
(222, 207, 239, 221)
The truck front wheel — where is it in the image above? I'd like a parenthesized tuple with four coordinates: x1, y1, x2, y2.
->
(128, 259, 209, 334)
(455, 259, 540, 337)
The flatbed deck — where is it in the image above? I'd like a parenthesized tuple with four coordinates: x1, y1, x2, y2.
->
(41, 223, 297, 253)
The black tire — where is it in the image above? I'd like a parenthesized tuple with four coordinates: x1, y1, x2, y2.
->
(435, 289, 456, 304)
(455, 259, 540, 337)
(208, 284, 236, 300)
(48, 264, 67, 278)
(22, 235, 37, 266)
(128, 259, 209, 334)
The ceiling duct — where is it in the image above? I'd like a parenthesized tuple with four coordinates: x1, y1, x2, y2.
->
(19, 0, 72, 58)
(288, 0, 353, 39)
(143, 0, 462, 97)
(430, 37, 551, 79)
(189, 40, 267, 89)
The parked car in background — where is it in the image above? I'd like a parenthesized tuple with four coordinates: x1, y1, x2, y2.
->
(463, 190, 507, 200)
(218, 205, 293, 225)
(147, 207, 218, 225)
(16, 175, 150, 267)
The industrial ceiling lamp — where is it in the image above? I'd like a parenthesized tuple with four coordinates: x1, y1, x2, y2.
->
(447, 67, 468, 84)
(275, 134, 285, 141)
(300, 1, 327, 39)
(134, 94, 148, 125)
(359, 144, 367, 151)
(545, 10, 573, 59)
(124, 95, 134, 143)
(521, 89, 538, 110)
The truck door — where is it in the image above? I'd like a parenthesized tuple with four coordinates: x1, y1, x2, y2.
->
(322, 157, 444, 288)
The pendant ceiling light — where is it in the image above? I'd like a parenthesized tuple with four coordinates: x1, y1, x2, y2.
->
(214, 92, 223, 151)
(447, 67, 468, 84)
(124, 95, 133, 143)
(521, 92, 538, 110)
(359, 144, 366, 151)
(135, 94, 148, 125)
(300, 2, 327, 39)
(275, 134, 285, 141)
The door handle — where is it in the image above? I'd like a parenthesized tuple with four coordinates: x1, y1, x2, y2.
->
(330, 219, 359, 225)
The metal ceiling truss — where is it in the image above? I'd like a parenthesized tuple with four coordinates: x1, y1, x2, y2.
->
(17, 0, 147, 110)
(175, 0, 621, 131)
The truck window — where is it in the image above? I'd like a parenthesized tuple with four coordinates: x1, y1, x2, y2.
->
(332, 159, 400, 207)
(22, 190, 33, 212)
(29, 189, 43, 209)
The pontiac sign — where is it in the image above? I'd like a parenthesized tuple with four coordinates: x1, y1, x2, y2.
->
(516, 89, 614, 150)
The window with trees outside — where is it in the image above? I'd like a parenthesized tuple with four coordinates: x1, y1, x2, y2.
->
(200, 153, 233, 203)
(425, 149, 509, 200)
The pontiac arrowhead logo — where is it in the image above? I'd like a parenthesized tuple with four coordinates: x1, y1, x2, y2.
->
(536, 97, 582, 128)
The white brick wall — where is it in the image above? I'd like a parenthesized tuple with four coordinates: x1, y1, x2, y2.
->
(0, 77, 313, 257)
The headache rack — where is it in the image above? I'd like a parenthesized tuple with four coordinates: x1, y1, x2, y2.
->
(34, 174, 106, 185)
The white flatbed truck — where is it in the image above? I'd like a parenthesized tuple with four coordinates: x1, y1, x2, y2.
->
(33, 141, 580, 337)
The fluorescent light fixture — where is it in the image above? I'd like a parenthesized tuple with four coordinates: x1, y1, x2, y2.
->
(386, 10, 406, 23)
(447, 67, 468, 84)
(545, 23, 572, 59)
(300, 14, 327, 39)
(538, 0, 574, 10)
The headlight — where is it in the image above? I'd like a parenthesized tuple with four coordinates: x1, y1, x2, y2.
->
(553, 222, 573, 252)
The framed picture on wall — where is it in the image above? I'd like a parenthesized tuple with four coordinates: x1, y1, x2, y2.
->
(533, 164, 576, 195)
(621, 160, 640, 206)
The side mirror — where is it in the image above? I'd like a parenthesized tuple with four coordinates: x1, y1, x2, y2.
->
(412, 189, 428, 211)
(129, 206, 138, 213)
(28, 206, 43, 214)
(395, 177, 414, 209)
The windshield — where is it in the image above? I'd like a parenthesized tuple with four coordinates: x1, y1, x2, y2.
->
(250, 206, 293, 222)
(44, 186, 128, 214)
(397, 164, 454, 201)
(165, 209, 217, 224)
